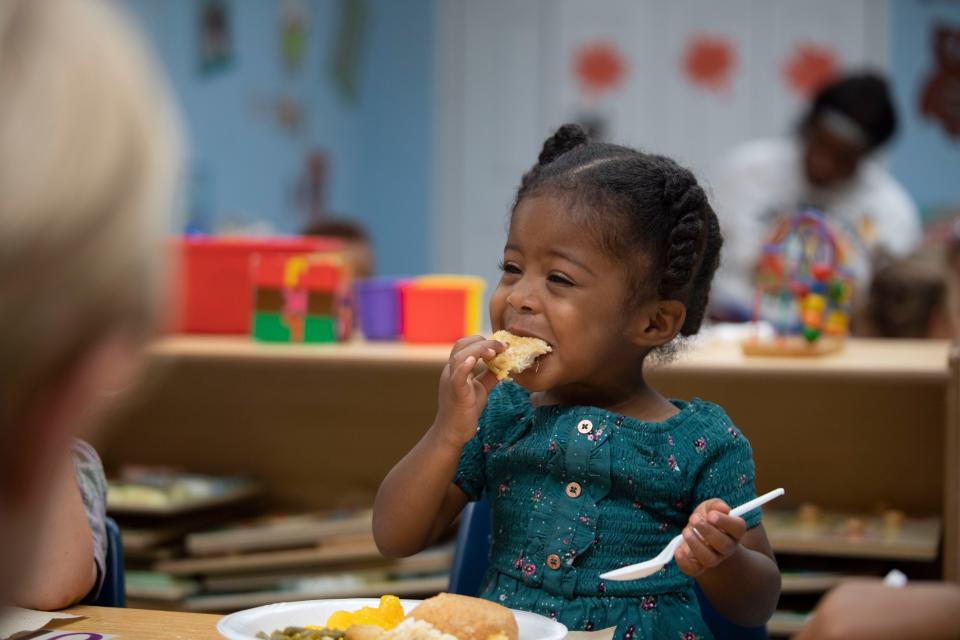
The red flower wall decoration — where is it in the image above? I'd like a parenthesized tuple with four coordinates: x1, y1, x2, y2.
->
(682, 34, 736, 92)
(783, 42, 838, 97)
(572, 40, 627, 97)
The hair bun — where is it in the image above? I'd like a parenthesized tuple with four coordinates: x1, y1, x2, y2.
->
(537, 123, 588, 166)
(662, 169, 706, 216)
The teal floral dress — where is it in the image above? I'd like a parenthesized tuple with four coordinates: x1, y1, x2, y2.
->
(454, 382, 762, 640)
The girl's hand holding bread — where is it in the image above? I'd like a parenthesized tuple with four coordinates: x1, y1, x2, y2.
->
(433, 336, 505, 447)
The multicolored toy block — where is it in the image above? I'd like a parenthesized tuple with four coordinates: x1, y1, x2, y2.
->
(251, 253, 351, 344)
(743, 210, 854, 356)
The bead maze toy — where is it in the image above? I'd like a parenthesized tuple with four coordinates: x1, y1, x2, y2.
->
(251, 253, 352, 343)
(742, 210, 854, 357)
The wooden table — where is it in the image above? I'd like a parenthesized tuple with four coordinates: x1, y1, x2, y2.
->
(50, 605, 221, 639)
(98, 336, 958, 576)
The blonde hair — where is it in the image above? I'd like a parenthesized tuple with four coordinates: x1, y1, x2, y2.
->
(0, 0, 181, 426)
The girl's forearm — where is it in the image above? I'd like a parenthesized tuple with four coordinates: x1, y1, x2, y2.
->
(695, 543, 781, 627)
(373, 422, 466, 557)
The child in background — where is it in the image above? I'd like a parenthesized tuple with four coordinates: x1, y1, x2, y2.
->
(859, 252, 953, 339)
(374, 125, 780, 638)
(303, 218, 374, 279)
(0, 0, 179, 610)
(794, 579, 960, 640)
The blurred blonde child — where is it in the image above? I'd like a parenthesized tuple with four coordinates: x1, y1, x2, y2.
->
(0, 0, 179, 609)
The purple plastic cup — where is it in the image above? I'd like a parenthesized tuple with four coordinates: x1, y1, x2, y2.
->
(355, 277, 404, 340)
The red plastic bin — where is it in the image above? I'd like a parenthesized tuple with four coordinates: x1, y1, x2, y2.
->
(174, 236, 342, 334)
(401, 286, 469, 344)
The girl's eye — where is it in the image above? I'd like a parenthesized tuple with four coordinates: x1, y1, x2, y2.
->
(548, 272, 574, 286)
(499, 260, 522, 275)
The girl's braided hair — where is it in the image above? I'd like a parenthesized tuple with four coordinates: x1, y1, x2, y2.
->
(514, 124, 722, 336)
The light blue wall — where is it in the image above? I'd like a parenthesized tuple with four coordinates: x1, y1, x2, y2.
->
(119, 0, 960, 278)
(889, 0, 960, 215)
(121, 0, 433, 274)
(355, 0, 435, 277)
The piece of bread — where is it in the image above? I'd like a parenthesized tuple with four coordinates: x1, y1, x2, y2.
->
(487, 330, 551, 381)
(408, 593, 519, 640)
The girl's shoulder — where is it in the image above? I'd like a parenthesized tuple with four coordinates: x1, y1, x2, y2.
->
(671, 398, 748, 441)
(681, 397, 732, 425)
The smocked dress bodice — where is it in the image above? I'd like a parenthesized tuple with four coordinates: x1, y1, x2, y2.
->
(454, 382, 762, 639)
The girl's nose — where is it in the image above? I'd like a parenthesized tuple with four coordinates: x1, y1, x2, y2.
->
(506, 283, 539, 313)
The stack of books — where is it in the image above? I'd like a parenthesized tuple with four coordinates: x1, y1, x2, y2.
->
(108, 470, 452, 612)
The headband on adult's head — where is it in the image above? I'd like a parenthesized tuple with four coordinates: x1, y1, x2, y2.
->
(818, 108, 870, 149)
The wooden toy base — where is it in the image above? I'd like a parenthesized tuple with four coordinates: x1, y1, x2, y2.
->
(742, 336, 845, 357)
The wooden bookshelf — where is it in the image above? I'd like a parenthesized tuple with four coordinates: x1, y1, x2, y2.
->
(97, 336, 959, 583)
(147, 335, 451, 367)
(664, 337, 949, 381)
(765, 511, 941, 561)
(202, 546, 453, 592)
(780, 571, 850, 594)
(146, 335, 949, 381)
(183, 574, 450, 613)
(156, 536, 382, 576)
(768, 611, 810, 636)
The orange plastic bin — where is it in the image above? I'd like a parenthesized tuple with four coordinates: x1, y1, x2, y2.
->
(401, 276, 485, 344)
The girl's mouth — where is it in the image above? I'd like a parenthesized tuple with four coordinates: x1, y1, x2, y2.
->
(505, 326, 553, 349)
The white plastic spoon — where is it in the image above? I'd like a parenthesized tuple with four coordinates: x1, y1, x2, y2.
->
(599, 487, 785, 581)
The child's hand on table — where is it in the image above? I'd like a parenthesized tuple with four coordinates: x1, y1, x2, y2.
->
(675, 499, 747, 577)
(793, 580, 960, 640)
(433, 336, 505, 446)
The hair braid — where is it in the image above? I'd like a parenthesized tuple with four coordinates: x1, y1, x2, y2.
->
(658, 171, 706, 298)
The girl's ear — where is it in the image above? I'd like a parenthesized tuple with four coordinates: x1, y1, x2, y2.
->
(628, 299, 687, 347)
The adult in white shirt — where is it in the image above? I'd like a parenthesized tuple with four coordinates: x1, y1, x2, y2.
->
(710, 73, 922, 320)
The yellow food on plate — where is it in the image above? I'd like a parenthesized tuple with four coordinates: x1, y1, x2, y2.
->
(487, 331, 551, 381)
(323, 596, 405, 631)
(408, 593, 519, 640)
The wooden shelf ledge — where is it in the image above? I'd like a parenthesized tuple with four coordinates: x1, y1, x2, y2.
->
(148, 336, 950, 381)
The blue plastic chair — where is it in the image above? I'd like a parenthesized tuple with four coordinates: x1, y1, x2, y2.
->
(449, 497, 767, 640)
(448, 494, 494, 599)
(91, 516, 126, 607)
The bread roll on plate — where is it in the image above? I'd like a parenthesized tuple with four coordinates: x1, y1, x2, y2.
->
(408, 593, 518, 640)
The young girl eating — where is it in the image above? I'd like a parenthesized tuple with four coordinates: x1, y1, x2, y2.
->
(374, 125, 780, 638)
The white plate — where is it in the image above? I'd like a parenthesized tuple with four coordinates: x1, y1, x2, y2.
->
(217, 598, 568, 640)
